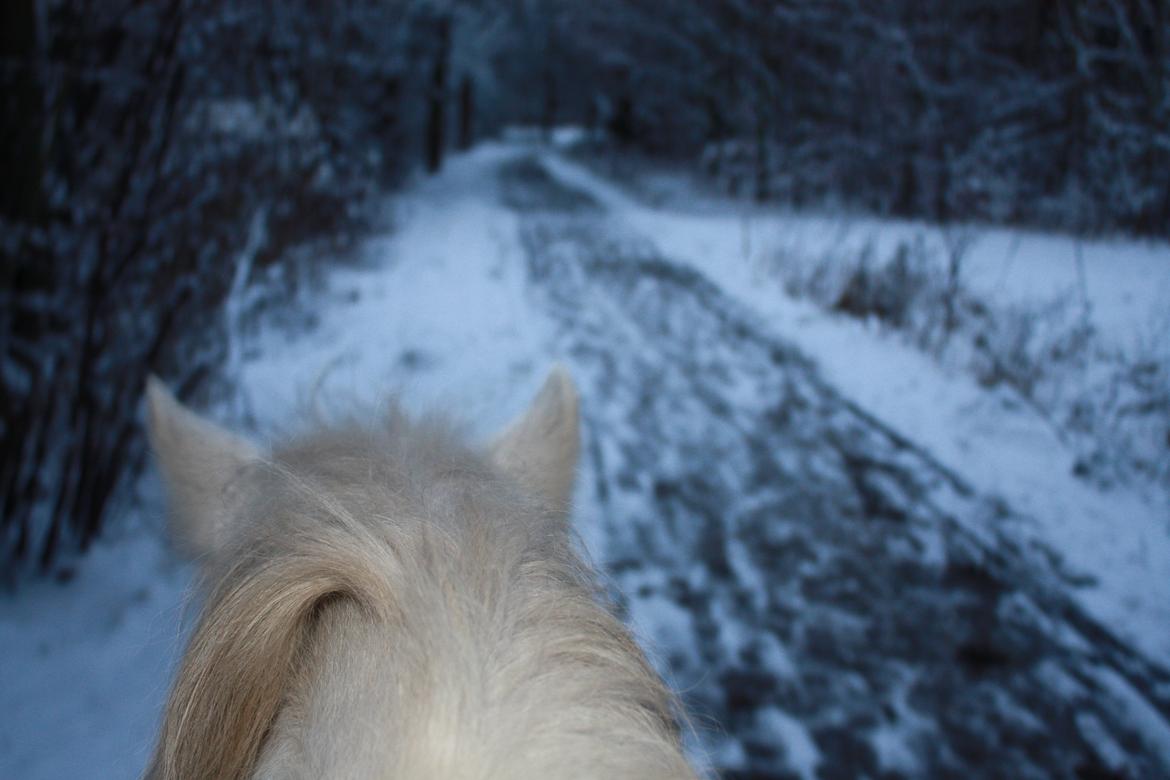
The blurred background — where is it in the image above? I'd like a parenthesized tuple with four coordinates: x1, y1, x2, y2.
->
(2, 1, 1169, 778)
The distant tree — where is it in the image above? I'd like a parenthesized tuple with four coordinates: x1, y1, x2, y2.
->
(426, 12, 452, 173)
(529, 0, 1169, 237)
(458, 75, 475, 150)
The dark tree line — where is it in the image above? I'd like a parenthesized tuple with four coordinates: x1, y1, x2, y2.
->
(537, 0, 1169, 236)
(3, 0, 1166, 579)
(0, 0, 489, 578)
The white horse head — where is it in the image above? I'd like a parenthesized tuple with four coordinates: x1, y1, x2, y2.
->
(144, 368, 696, 779)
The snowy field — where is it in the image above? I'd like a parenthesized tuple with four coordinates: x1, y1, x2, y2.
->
(2, 140, 1169, 778)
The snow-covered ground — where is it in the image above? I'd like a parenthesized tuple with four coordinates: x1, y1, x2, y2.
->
(544, 151, 1170, 663)
(561, 153, 1170, 352)
(2, 140, 1168, 779)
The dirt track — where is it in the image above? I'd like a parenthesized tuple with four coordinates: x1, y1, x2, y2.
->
(500, 155, 1170, 779)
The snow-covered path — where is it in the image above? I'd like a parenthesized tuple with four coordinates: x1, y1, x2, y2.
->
(237, 144, 560, 441)
(2, 142, 1168, 779)
(499, 152, 1170, 777)
(539, 150, 1170, 668)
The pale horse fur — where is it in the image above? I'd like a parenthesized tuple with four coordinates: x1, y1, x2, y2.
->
(143, 367, 698, 780)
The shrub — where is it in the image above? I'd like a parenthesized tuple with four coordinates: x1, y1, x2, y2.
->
(776, 233, 1170, 494)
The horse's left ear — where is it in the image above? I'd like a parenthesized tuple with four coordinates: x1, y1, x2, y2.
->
(144, 375, 261, 559)
(490, 365, 580, 511)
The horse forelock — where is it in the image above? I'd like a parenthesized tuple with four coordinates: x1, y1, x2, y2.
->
(149, 411, 694, 780)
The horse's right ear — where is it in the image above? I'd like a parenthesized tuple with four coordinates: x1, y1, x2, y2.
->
(144, 375, 260, 559)
(489, 365, 580, 512)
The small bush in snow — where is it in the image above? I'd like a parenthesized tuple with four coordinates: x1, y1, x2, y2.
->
(777, 235, 1170, 495)
(831, 241, 934, 330)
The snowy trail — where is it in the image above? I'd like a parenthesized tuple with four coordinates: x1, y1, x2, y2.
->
(545, 150, 1170, 675)
(497, 155, 1170, 777)
(236, 144, 560, 440)
(2, 142, 1168, 779)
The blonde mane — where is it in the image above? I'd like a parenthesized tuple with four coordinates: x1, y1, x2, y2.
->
(145, 377, 696, 779)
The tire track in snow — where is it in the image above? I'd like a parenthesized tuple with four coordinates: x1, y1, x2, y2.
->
(500, 154, 1170, 779)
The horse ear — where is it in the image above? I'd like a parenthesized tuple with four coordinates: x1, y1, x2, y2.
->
(144, 375, 260, 558)
(490, 365, 580, 511)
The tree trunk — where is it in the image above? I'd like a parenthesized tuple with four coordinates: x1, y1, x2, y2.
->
(608, 93, 635, 145)
(425, 14, 451, 174)
(457, 75, 474, 151)
(0, 0, 44, 224)
(540, 64, 557, 140)
(753, 111, 770, 203)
